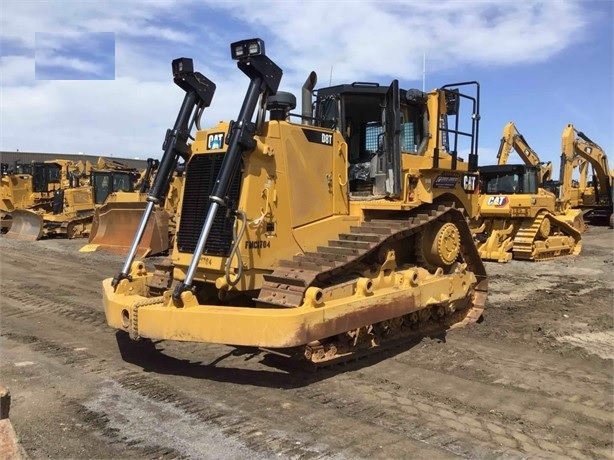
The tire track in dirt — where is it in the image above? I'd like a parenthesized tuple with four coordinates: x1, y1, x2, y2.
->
(1, 286, 107, 327)
(556, 331, 614, 360)
(1, 318, 453, 459)
(0, 327, 337, 459)
(285, 368, 602, 460)
(394, 336, 613, 412)
(348, 363, 609, 458)
(2, 230, 613, 459)
(0, 290, 411, 460)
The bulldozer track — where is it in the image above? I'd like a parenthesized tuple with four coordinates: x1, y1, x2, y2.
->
(257, 204, 487, 366)
(258, 204, 485, 307)
(512, 211, 582, 261)
(58, 214, 94, 238)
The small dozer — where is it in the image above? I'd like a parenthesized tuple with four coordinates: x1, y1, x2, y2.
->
(472, 122, 583, 262)
(103, 39, 487, 366)
(6, 159, 139, 241)
(81, 158, 183, 257)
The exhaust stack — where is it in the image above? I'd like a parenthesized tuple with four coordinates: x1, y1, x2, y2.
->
(301, 71, 317, 125)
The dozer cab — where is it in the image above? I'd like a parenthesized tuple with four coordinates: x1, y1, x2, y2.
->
(81, 158, 182, 257)
(6, 161, 140, 241)
(103, 39, 487, 366)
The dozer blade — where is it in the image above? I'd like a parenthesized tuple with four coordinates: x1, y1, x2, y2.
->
(82, 202, 170, 257)
(0, 212, 12, 233)
(5, 209, 44, 241)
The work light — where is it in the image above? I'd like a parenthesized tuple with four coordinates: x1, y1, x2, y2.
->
(231, 38, 265, 60)
(172, 58, 194, 77)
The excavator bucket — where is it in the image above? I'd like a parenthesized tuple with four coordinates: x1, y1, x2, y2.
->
(5, 209, 44, 241)
(80, 201, 170, 257)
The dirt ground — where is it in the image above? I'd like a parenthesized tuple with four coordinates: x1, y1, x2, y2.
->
(0, 227, 612, 459)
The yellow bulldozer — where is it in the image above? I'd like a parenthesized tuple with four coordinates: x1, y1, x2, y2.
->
(103, 39, 487, 366)
(80, 158, 183, 257)
(0, 159, 89, 232)
(472, 121, 583, 262)
(6, 158, 140, 240)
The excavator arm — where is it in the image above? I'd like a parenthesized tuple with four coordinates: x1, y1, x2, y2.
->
(562, 124, 613, 227)
(562, 124, 613, 204)
(497, 121, 552, 182)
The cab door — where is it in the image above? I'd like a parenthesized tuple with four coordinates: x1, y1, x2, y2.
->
(383, 79, 401, 197)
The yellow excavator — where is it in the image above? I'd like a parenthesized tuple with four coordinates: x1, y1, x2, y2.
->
(102, 39, 488, 366)
(566, 154, 588, 209)
(472, 122, 583, 262)
(1, 159, 89, 232)
(497, 121, 553, 183)
(558, 125, 613, 228)
(6, 158, 140, 240)
(80, 158, 183, 257)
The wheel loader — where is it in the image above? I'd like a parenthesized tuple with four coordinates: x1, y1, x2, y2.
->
(80, 158, 183, 257)
(103, 39, 487, 366)
(472, 123, 583, 262)
(6, 159, 140, 241)
(1, 159, 89, 232)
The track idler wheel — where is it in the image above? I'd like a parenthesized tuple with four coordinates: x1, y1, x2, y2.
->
(572, 215, 585, 233)
(421, 221, 461, 267)
(538, 217, 551, 239)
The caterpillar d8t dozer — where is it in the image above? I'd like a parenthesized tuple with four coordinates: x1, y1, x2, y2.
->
(80, 157, 179, 257)
(6, 159, 140, 241)
(472, 122, 583, 263)
(103, 39, 487, 366)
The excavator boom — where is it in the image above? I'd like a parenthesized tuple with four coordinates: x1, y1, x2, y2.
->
(497, 121, 552, 183)
(562, 124, 613, 226)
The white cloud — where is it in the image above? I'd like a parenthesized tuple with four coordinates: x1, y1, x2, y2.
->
(0, 0, 597, 158)
(36, 54, 107, 77)
(206, 0, 588, 86)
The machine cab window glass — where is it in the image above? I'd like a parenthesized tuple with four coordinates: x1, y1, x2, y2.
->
(112, 173, 134, 193)
(92, 171, 136, 205)
(480, 165, 539, 195)
(92, 172, 110, 204)
(32, 163, 61, 192)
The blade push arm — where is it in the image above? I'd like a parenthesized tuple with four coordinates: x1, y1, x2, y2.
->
(112, 58, 216, 289)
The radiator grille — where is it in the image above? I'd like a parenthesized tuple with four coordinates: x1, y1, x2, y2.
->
(176, 153, 242, 256)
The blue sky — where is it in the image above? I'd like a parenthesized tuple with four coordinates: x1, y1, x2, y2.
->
(35, 32, 116, 80)
(1, 0, 612, 172)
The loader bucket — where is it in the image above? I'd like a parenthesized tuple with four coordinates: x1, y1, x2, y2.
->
(81, 201, 170, 257)
(5, 209, 44, 241)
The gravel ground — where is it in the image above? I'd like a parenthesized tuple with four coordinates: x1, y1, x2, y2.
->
(0, 227, 612, 459)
